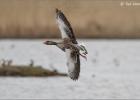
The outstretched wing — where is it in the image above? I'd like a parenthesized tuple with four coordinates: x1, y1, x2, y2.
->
(56, 8, 80, 80)
(66, 49, 80, 80)
(56, 8, 77, 44)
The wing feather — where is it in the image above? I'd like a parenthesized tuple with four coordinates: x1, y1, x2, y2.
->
(56, 9, 77, 44)
(56, 9, 80, 80)
(66, 49, 80, 80)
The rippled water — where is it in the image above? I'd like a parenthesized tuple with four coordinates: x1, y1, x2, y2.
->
(0, 39, 140, 99)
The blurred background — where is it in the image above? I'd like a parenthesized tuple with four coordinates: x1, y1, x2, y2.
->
(0, 0, 140, 39)
(0, 0, 140, 99)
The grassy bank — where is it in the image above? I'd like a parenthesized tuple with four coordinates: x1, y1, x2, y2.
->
(0, 60, 67, 77)
(0, 0, 140, 38)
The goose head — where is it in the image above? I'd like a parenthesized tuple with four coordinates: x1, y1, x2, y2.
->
(79, 43, 88, 60)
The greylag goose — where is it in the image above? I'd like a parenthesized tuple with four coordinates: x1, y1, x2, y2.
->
(44, 8, 88, 80)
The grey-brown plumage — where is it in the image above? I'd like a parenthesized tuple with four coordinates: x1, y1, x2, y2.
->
(67, 51, 80, 80)
(56, 8, 77, 44)
(44, 8, 81, 80)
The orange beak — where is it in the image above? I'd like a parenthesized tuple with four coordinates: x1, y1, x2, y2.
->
(80, 53, 87, 61)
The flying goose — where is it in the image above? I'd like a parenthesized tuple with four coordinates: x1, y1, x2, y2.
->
(44, 8, 88, 80)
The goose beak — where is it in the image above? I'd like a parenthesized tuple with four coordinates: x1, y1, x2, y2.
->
(80, 53, 87, 61)
(83, 55, 87, 61)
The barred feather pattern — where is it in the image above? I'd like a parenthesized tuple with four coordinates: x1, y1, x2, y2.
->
(56, 8, 80, 80)
(66, 49, 80, 80)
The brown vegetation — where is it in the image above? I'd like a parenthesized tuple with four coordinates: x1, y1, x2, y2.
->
(0, 0, 140, 38)
(0, 59, 67, 77)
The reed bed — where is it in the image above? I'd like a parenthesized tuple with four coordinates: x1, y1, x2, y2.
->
(0, 0, 140, 38)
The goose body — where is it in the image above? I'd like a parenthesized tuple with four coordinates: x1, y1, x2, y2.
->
(44, 8, 87, 80)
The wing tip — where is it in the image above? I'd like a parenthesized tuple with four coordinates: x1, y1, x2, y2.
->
(70, 77, 79, 81)
(55, 8, 59, 13)
(55, 8, 62, 19)
(55, 8, 61, 14)
(68, 72, 80, 81)
(69, 75, 79, 81)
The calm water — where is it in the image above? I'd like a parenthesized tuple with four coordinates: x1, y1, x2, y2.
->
(0, 39, 140, 99)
